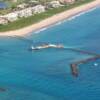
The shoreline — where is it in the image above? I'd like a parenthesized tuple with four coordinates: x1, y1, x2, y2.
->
(0, 0, 100, 36)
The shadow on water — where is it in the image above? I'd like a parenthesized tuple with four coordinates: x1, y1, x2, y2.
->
(0, 87, 6, 92)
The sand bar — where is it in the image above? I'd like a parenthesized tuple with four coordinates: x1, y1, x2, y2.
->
(0, 0, 100, 36)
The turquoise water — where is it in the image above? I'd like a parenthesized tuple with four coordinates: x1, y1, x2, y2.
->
(0, 7, 100, 100)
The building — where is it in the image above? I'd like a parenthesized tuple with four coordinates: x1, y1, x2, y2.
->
(31, 5, 45, 14)
(59, 0, 75, 4)
(18, 8, 32, 18)
(47, 1, 62, 8)
(4, 12, 18, 22)
(0, 17, 8, 25)
(17, 3, 28, 9)
(17, 5, 45, 18)
(0, 4, 45, 23)
(11, 0, 18, 2)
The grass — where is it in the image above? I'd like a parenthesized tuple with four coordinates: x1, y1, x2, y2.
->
(0, 0, 95, 32)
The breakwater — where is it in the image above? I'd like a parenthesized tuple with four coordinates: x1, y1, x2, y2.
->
(7, 36, 100, 77)
(64, 47, 99, 56)
(70, 55, 100, 77)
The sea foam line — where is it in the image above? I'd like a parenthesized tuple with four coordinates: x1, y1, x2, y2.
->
(34, 6, 98, 34)
(67, 6, 98, 21)
(50, 6, 98, 28)
(34, 27, 48, 34)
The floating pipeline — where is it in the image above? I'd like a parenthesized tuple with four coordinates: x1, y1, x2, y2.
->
(70, 55, 100, 77)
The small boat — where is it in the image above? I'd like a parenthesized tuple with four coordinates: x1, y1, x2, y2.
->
(30, 44, 64, 50)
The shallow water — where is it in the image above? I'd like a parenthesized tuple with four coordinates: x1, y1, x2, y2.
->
(0, 7, 100, 100)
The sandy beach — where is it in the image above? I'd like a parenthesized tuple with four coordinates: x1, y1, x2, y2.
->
(0, 0, 100, 36)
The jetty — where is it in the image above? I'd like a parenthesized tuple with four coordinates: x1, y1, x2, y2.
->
(70, 55, 100, 77)
(8, 35, 100, 77)
(70, 63, 79, 77)
(63, 47, 100, 77)
(30, 44, 64, 50)
(29, 43, 100, 77)
(64, 47, 99, 56)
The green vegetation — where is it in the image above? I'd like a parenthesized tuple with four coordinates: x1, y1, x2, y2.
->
(0, 0, 94, 32)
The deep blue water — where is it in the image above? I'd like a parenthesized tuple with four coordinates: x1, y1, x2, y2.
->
(0, 7, 100, 100)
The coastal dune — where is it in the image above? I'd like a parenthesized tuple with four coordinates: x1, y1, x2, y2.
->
(0, 0, 100, 36)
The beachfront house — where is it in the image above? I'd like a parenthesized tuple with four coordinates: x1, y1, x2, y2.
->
(59, 0, 75, 4)
(28, 0, 39, 6)
(31, 5, 45, 14)
(1, 4, 45, 22)
(0, 4, 45, 24)
(4, 12, 18, 22)
(18, 8, 32, 18)
(17, 3, 28, 9)
(11, 0, 18, 3)
(17, 5, 45, 18)
(0, 17, 8, 25)
(47, 1, 62, 8)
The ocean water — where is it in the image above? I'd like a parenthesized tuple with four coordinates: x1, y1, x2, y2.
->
(0, 7, 100, 100)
